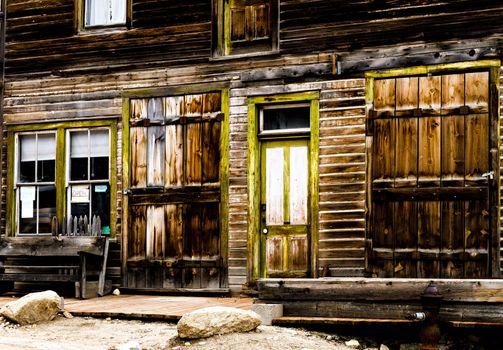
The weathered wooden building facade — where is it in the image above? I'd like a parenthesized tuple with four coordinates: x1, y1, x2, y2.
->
(1, 0, 503, 321)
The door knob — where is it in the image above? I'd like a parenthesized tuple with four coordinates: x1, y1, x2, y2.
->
(262, 228, 268, 234)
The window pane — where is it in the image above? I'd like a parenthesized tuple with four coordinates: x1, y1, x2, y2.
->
(19, 135, 36, 183)
(71, 203, 90, 219)
(19, 161, 35, 183)
(90, 130, 109, 157)
(20, 135, 36, 161)
(38, 185, 56, 234)
(71, 158, 89, 181)
(91, 157, 109, 180)
(70, 131, 89, 180)
(19, 187, 36, 234)
(262, 107, 310, 131)
(37, 134, 56, 161)
(37, 160, 55, 182)
(92, 184, 110, 228)
(71, 131, 88, 158)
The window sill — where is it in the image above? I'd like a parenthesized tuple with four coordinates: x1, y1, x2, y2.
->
(76, 25, 129, 36)
(210, 50, 281, 62)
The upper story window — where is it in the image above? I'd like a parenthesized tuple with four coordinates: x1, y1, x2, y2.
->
(76, 0, 130, 30)
(85, 0, 126, 27)
(214, 0, 279, 57)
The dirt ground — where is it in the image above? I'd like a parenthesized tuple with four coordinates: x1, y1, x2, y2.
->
(0, 315, 359, 350)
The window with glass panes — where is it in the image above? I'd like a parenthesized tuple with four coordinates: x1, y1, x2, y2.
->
(68, 129, 110, 230)
(84, 0, 127, 27)
(16, 132, 57, 235)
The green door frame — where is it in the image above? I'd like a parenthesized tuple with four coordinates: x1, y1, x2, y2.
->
(247, 91, 320, 280)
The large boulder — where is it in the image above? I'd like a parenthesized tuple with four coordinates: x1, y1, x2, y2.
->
(0, 290, 63, 325)
(177, 306, 261, 339)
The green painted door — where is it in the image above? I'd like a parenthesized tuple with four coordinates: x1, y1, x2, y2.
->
(260, 139, 310, 277)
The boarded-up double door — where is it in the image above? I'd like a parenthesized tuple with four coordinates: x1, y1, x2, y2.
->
(126, 92, 224, 289)
(370, 71, 497, 278)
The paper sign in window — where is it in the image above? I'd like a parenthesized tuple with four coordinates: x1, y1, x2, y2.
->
(20, 186, 35, 218)
(71, 185, 90, 203)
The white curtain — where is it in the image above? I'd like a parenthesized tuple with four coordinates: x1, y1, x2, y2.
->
(86, 0, 126, 26)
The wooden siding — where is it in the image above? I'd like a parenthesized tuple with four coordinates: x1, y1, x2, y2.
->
(4, 1, 503, 76)
(1, 0, 503, 290)
(2, 63, 501, 288)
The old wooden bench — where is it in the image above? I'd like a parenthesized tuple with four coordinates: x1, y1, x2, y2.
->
(0, 236, 110, 299)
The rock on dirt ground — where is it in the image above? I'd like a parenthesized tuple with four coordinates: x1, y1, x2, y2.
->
(0, 315, 356, 350)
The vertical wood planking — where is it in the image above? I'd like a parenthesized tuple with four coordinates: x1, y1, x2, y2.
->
(373, 79, 396, 187)
(372, 201, 394, 277)
(148, 97, 164, 121)
(130, 127, 147, 188)
(465, 72, 489, 185)
(394, 201, 417, 277)
(185, 123, 202, 185)
(395, 78, 418, 187)
(465, 200, 489, 277)
(165, 204, 183, 259)
(128, 205, 146, 260)
(465, 113, 488, 183)
(418, 76, 441, 185)
(184, 204, 202, 288)
(202, 121, 221, 184)
(164, 96, 183, 123)
(441, 74, 465, 184)
(417, 201, 441, 277)
(201, 203, 220, 288)
(147, 126, 165, 186)
(131, 99, 148, 121)
(165, 124, 184, 187)
(441, 201, 464, 278)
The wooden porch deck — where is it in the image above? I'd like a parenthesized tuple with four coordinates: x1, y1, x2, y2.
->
(0, 295, 254, 321)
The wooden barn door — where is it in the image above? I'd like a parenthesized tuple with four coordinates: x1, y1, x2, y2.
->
(260, 139, 310, 277)
(369, 72, 496, 278)
(126, 92, 224, 290)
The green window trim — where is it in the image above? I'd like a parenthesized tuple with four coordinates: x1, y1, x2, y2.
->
(6, 119, 118, 238)
(247, 91, 320, 279)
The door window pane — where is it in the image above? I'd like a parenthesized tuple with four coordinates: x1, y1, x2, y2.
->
(260, 105, 310, 133)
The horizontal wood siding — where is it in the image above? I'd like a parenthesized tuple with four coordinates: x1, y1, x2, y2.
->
(318, 79, 366, 277)
(5, 1, 503, 76)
